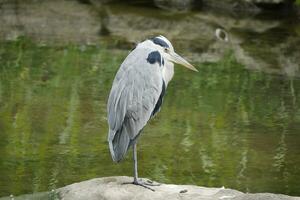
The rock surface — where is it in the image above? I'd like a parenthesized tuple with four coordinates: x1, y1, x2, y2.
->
(104, 5, 300, 77)
(0, 0, 300, 77)
(154, 0, 196, 11)
(1, 176, 299, 200)
(201, 0, 292, 12)
(0, 0, 100, 44)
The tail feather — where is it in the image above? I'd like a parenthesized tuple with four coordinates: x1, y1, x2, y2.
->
(108, 127, 130, 162)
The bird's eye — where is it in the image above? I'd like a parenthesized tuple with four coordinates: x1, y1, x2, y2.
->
(164, 48, 168, 52)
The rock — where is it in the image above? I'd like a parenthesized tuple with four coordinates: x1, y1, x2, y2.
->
(201, 0, 293, 14)
(154, 0, 196, 11)
(201, 0, 261, 14)
(1, 1, 300, 77)
(1, 176, 299, 200)
(105, 4, 300, 77)
(129, 0, 294, 13)
(57, 176, 243, 200)
(0, 0, 101, 44)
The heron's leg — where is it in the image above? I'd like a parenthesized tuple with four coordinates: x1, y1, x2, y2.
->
(133, 142, 138, 183)
(131, 143, 155, 191)
(133, 143, 161, 186)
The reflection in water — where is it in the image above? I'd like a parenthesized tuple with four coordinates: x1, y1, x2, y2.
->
(0, 1, 300, 198)
(59, 81, 80, 145)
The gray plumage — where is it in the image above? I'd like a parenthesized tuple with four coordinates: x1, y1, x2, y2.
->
(107, 47, 164, 162)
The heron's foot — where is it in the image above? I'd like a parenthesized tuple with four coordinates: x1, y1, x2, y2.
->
(142, 178, 161, 186)
(122, 179, 155, 191)
(133, 179, 155, 191)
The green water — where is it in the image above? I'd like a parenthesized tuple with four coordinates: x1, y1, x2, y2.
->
(0, 36, 300, 197)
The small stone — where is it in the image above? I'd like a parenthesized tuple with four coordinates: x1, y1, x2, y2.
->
(179, 189, 188, 193)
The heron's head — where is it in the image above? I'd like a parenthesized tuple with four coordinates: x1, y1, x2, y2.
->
(144, 35, 198, 72)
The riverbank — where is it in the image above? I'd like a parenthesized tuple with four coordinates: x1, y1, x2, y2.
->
(1, 176, 299, 200)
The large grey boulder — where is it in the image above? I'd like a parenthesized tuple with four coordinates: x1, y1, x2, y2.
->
(58, 176, 242, 200)
(1, 176, 299, 200)
(57, 176, 300, 200)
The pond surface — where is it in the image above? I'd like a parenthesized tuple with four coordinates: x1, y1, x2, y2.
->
(0, 2, 300, 198)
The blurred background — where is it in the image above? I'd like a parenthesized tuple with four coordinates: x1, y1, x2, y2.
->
(0, 0, 300, 198)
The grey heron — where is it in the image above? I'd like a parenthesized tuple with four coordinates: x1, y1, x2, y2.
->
(107, 35, 197, 190)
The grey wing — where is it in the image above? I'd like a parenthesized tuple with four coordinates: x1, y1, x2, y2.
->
(107, 49, 163, 162)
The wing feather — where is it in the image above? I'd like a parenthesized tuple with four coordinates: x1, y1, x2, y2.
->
(107, 48, 163, 162)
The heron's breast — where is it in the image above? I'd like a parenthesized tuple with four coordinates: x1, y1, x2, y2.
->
(162, 62, 174, 85)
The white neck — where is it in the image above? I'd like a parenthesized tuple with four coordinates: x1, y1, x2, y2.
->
(162, 61, 174, 86)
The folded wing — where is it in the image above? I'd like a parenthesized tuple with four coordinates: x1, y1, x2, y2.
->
(107, 48, 164, 162)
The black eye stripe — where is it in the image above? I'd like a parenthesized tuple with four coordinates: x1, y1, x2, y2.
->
(146, 51, 163, 66)
(150, 37, 170, 48)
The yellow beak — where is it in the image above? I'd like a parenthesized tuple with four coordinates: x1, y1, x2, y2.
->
(170, 52, 198, 72)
